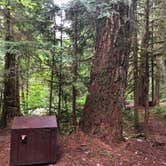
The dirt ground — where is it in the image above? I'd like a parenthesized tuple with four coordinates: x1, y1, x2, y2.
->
(0, 109, 166, 166)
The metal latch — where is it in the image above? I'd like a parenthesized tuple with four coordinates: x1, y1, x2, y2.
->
(20, 135, 27, 144)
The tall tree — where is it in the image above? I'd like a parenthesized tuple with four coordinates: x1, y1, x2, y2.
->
(57, 9, 63, 129)
(80, 0, 131, 143)
(72, 5, 78, 130)
(65, 0, 96, 130)
(132, 0, 139, 129)
(143, 0, 150, 128)
(138, 0, 150, 128)
(0, 0, 21, 127)
(49, 15, 57, 115)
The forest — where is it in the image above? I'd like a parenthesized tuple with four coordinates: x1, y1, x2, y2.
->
(0, 0, 166, 165)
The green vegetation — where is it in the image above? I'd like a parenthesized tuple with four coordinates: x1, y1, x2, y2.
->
(151, 106, 166, 120)
(0, 0, 166, 133)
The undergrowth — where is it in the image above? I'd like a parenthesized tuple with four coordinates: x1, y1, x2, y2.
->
(160, 98, 166, 103)
(151, 106, 166, 120)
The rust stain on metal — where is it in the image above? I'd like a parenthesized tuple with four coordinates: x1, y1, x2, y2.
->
(10, 116, 57, 166)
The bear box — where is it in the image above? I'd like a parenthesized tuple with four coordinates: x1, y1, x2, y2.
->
(10, 115, 57, 166)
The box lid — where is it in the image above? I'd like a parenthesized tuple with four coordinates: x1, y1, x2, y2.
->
(11, 116, 57, 129)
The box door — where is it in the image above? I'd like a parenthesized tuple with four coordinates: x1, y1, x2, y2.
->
(18, 129, 51, 165)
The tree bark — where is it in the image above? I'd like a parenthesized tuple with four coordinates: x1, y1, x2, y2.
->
(49, 54, 55, 115)
(21, 76, 25, 109)
(151, 20, 156, 106)
(151, 56, 155, 105)
(80, 1, 131, 143)
(0, 88, 3, 111)
(72, 7, 78, 130)
(49, 16, 56, 115)
(139, 0, 150, 129)
(154, 58, 160, 105)
(132, 0, 139, 129)
(25, 56, 30, 110)
(58, 10, 63, 130)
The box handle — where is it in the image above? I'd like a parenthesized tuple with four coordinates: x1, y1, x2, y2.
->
(20, 135, 27, 144)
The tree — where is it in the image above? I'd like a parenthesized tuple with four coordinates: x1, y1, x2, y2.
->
(71, 5, 79, 130)
(65, 0, 95, 130)
(0, 0, 60, 126)
(0, 0, 21, 127)
(131, 0, 139, 129)
(139, 0, 150, 128)
(80, 0, 131, 143)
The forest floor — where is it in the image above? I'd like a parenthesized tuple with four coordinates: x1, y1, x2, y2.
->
(0, 105, 166, 166)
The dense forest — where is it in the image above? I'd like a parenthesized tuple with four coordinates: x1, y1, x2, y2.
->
(0, 0, 166, 165)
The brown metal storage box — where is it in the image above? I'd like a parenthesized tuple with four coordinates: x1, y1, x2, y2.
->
(10, 116, 57, 166)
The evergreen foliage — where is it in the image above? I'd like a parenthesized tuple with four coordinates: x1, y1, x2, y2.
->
(0, 0, 165, 132)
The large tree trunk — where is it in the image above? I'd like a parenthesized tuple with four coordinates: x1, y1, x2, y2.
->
(0, 0, 21, 127)
(80, 1, 131, 143)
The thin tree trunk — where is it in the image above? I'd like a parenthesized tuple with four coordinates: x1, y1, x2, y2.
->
(154, 79, 160, 104)
(143, 0, 150, 129)
(80, 1, 131, 143)
(21, 78, 25, 109)
(49, 55, 55, 115)
(49, 16, 56, 115)
(0, 88, 3, 110)
(72, 7, 78, 130)
(16, 61, 20, 111)
(154, 59, 160, 105)
(161, 56, 166, 88)
(58, 10, 63, 130)
(64, 95, 69, 121)
(151, 21, 155, 106)
(132, 0, 139, 129)
(151, 57, 154, 104)
(26, 56, 30, 109)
